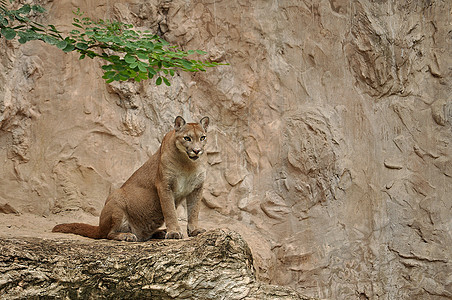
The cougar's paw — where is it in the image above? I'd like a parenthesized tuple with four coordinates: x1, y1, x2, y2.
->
(165, 231, 183, 239)
(188, 228, 206, 237)
(151, 229, 167, 239)
(118, 232, 138, 242)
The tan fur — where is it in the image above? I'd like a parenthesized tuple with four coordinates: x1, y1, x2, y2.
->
(52, 116, 209, 241)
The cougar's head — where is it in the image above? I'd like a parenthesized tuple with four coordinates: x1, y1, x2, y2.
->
(174, 116, 209, 161)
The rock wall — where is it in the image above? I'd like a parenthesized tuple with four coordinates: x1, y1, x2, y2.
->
(1, 0, 451, 299)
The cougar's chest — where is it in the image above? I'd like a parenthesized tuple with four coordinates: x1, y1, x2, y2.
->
(172, 170, 205, 199)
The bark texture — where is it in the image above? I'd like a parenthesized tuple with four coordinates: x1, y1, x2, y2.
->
(0, 229, 310, 299)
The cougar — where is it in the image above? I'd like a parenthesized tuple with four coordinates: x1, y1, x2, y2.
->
(52, 116, 209, 241)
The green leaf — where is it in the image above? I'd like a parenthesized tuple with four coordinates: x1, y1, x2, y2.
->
(73, 8, 83, 17)
(119, 72, 129, 81)
(137, 52, 148, 60)
(102, 71, 116, 79)
(124, 54, 136, 64)
(87, 52, 96, 59)
(136, 72, 147, 81)
(32, 5, 46, 13)
(0, 15, 7, 26)
(18, 5, 31, 14)
(109, 55, 121, 62)
(72, 22, 83, 29)
(31, 21, 46, 29)
(62, 43, 75, 52)
(162, 77, 171, 86)
(48, 24, 60, 33)
(30, 25, 45, 32)
(43, 35, 58, 45)
(101, 65, 114, 71)
(15, 15, 30, 23)
(48, 32, 62, 39)
(181, 60, 193, 70)
(196, 50, 207, 55)
(169, 69, 175, 76)
(18, 36, 28, 44)
(156, 76, 162, 86)
(137, 62, 147, 72)
(75, 42, 88, 50)
(112, 63, 126, 72)
(79, 54, 85, 60)
(143, 41, 154, 50)
(1, 27, 16, 40)
(56, 40, 67, 49)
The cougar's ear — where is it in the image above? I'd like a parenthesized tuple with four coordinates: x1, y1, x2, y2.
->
(200, 116, 209, 131)
(174, 116, 186, 131)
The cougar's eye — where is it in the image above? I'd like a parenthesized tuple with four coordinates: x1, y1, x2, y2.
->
(184, 136, 191, 142)
(200, 136, 206, 141)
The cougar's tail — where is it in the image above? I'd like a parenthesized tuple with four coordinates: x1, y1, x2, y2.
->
(52, 223, 102, 239)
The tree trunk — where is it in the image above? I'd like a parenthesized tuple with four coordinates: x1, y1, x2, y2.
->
(0, 229, 313, 299)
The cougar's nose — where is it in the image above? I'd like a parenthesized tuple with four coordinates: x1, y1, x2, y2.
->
(193, 149, 201, 155)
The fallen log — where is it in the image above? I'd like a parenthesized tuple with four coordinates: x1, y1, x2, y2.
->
(0, 229, 313, 299)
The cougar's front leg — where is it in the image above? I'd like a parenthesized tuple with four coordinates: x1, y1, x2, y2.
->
(157, 181, 183, 239)
(186, 186, 206, 237)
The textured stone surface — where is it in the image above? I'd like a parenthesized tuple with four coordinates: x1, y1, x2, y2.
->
(1, 0, 451, 299)
(0, 229, 311, 299)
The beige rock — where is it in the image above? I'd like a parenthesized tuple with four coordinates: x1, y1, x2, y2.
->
(431, 98, 452, 126)
(0, 203, 19, 215)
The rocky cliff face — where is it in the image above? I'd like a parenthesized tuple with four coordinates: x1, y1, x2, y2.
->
(1, 0, 451, 299)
